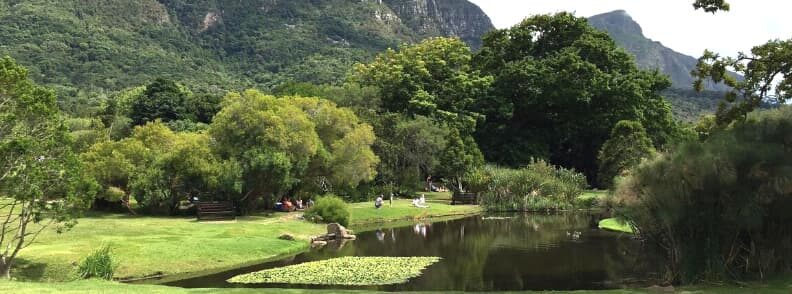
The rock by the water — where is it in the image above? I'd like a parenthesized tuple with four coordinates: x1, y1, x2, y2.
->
(327, 223, 356, 239)
(311, 223, 356, 247)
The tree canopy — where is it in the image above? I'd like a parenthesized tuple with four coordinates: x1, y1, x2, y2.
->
(473, 12, 677, 183)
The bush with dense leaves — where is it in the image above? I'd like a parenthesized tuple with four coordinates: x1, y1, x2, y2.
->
(597, 120, 656, 188)
(465, 160, 587, 211)
(304, 195, 351, 226)
(615, 106, 792, 283)
(77, 245, 117, 280)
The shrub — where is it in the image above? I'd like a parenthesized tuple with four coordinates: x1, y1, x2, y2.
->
(77, 245, 117, 280)
(615, 106, 792, 283)
(304, 195, 350, 226)
(597, 120, 656, 188)
(466, 160, 587, 211)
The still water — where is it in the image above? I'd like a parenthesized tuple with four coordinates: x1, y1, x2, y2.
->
(162, 214, 665, 291)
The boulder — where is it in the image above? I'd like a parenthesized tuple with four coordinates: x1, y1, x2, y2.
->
(327, 223, 355, 240)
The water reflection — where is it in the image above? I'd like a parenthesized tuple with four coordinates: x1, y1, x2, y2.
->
(413, 222, 430, 238)
(375, 229, 385, 242)
(162, 213, 665, 291)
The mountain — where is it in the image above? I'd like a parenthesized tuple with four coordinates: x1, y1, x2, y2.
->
(383, 0, 494, 49)
(588, 10, 730, 92)
(0, 0, 494, 94)
(588, 10, 735, 120)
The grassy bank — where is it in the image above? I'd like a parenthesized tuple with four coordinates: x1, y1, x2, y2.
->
(5, 192, 478, 283)
(11, 213, 325, 282)
(349, 193, 480, 225)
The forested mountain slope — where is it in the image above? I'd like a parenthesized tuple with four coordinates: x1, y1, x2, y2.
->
(0, 0, 493, 94)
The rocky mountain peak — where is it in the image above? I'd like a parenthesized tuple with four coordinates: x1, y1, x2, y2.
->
(383, 0, 494, 49)
(588, 10, 733, 92)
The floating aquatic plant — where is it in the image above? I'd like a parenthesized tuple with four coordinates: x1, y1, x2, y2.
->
(228, 256, 441, 285)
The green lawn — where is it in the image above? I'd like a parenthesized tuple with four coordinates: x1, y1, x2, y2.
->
(11, 213, 325, 282)
(575, 190, 610, 208)
(349, 195, 480, 225)
(3, 193, 477, 283)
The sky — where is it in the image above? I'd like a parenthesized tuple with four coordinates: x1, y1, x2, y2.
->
(468, 0, 791, 58)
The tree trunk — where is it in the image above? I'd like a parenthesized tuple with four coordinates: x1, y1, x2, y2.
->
(0, 258, 11, 279)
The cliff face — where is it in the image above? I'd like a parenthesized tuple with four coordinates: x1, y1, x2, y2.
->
(588, 10, 731, 92)
(382, 0, 494, 49)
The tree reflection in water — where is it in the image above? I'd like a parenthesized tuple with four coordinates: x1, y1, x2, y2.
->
(165, 213, 664, 291)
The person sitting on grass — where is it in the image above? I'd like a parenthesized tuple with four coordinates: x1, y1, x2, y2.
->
(284, 197, 294, 212)
(412, 197, 429, 208)
(375, 195, 384, 209)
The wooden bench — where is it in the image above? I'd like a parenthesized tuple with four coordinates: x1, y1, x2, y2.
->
(197, 201, 236, 221)
(452, 192, 478, 205)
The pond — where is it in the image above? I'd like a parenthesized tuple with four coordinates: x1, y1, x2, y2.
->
(159, 213, 666, 291)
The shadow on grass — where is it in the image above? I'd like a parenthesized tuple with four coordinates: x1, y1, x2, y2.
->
(10, 258, 51, 281)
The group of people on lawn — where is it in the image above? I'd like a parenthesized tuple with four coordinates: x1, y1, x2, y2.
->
(275, 197, 314, 212)
(374, 194, 428, 209)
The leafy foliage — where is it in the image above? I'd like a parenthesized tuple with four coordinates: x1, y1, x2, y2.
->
(693, 40, 791, 125)
(129, 78, 190, 126)
(209, 90, 320, 211)
(77, 245, 117, 280)
(369, 114, 448, 194)
(352, 38, 490, 193)
(304, 196, 351, 227)
(615, 106, 792, 283)
(81, 122, 231, 213)
(228, 256, 441, 285)
(597, 121, 656, 188)
(473, 12, 678, 183)
(465, 161, 588, 212)
(352, 37, 492, 133)
(693, 0, 730, 13)
(0, 56, 97, 278)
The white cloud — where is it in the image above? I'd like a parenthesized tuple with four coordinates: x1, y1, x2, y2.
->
(468, 0, 792, 58)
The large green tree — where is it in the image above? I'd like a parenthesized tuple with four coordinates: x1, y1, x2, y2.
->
(287, 96, 379, 195)
(352, 37, 492, 133)
(352, 37, 489, 189)
(209, 90, 321, 210)
(473, 12, 677, 183)
(0, 56, 96, 278)
(370, 114, 449, 193)
(438, 128, 484, 192)
(82, 122, 229, 214)
(129, 78, 191, 126)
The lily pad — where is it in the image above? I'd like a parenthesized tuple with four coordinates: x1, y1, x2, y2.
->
(228, 256, 441, 285)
